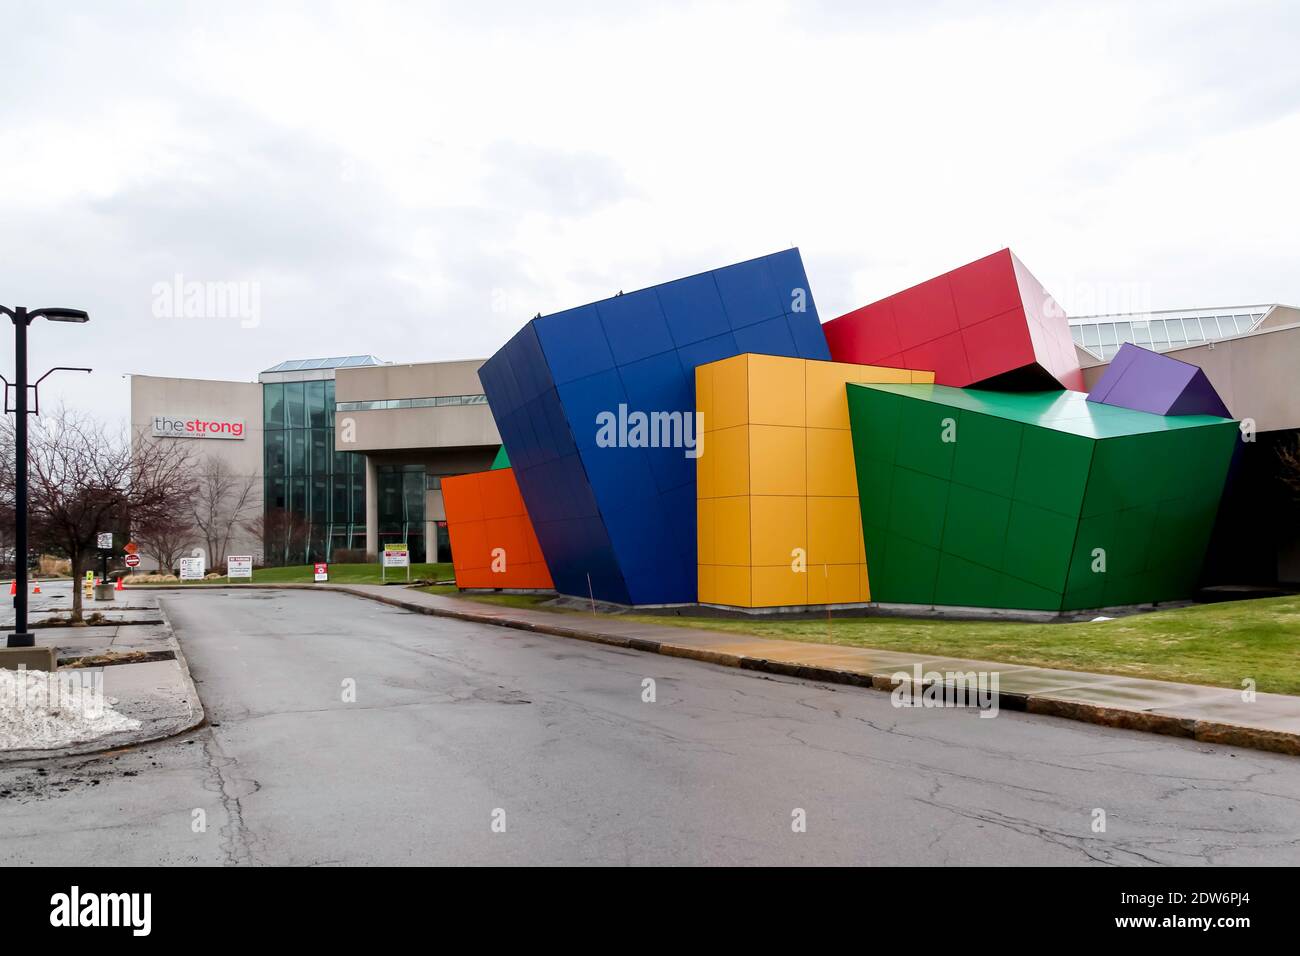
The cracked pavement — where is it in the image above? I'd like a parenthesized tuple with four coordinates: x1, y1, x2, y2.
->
(1, 588, 1298, 865)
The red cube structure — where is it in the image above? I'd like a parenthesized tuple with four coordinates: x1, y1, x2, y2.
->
(442, 467, 554, 590)
(822, 249, 1085, 391)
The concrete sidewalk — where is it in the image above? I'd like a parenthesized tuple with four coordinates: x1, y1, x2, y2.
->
(1, 582, 205, 761)
(0, 578, 165, 628)
(336, 584, 1300, 756)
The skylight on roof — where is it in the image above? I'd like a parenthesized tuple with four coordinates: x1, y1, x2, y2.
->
(262, 355, 384, 373)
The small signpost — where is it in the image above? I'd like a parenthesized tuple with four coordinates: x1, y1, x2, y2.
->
(314, 562, 329, 583)
(96, 531, 114, 598)
(227, 555, 253, 582)
(381, 544, 410, 583)
(179, 556, 205, 581)
(82, 570, 94, 600)
(123, 541, 141, 578)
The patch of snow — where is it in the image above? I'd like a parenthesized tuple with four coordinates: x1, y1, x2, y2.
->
(1090, 615, 1114, 622)
(0, 667, 140, 751)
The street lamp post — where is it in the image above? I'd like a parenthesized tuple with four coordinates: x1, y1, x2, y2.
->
(1, 305, 90, 648)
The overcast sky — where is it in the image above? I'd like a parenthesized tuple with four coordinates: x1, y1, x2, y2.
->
(2, 0, 1297, 420)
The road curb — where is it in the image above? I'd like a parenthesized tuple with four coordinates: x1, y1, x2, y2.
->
(1193, 720, 1300, 755)
(132, 583, 1300, 758)
(152, 595, 208, 735)
(0, 597, 207, 764)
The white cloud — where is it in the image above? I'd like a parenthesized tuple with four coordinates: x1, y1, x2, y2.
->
(0, 0, 1296, 418)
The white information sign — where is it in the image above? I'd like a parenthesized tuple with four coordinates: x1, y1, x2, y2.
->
(179, 556, 205, 581)
(227, 555, 253, 579)
(382, 545, 410, 582)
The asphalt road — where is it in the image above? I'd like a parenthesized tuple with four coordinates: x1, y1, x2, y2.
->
(3, 589, 1299, 865)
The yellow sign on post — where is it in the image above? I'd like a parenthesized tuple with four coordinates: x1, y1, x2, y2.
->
(83, 570, 94, 600)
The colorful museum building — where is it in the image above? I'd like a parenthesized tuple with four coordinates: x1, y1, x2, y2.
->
(441, 245, 1295, 613)
(131, 246, 1299, 602)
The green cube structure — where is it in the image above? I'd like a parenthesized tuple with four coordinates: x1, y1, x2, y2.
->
(846, 383, 1237, 612)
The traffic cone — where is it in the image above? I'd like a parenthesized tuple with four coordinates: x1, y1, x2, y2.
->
(115, 576, 124, 591)
(32, 583, 41, 594)
(8, 580, 14, 596)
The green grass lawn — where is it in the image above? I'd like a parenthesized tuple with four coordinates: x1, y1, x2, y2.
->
(253, 562, 452, 584)
(419, 586, 1300, 694)
(418, 585, 554, 609)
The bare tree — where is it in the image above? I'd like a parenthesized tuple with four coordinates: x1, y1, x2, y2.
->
(2, 409, 194, 621)
(0, 421, 15, 571)
(1276, 436, 1300, 502)
(132, 511, 197, 573)
(0, 490, 14, 575)
(246, 507, 309, 567)
(190, 454, 259, 567)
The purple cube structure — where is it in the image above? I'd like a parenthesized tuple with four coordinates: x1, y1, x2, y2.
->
(1087, 343, 1231, 417)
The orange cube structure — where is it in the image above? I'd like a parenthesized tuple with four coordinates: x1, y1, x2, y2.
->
(441, 467, 554, 590)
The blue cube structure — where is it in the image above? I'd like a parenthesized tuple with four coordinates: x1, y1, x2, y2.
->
(479, 249, 831, 605)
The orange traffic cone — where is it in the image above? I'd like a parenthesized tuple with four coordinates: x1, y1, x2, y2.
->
(115, 576, 124, 591)
(8, 580, 14, 596)
(32, 583, 41, 594)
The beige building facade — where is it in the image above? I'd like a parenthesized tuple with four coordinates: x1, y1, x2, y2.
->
(129, 374, 265, 569)
(1081, 319, 1300, 433)
(332, 359, 500, 559)
(129, 357, 501, 569)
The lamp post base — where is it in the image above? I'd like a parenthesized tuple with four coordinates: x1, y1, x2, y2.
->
(6, 632, 35, 648)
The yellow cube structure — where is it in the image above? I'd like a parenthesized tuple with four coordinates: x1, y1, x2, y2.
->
(696, 354, 935, 608)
